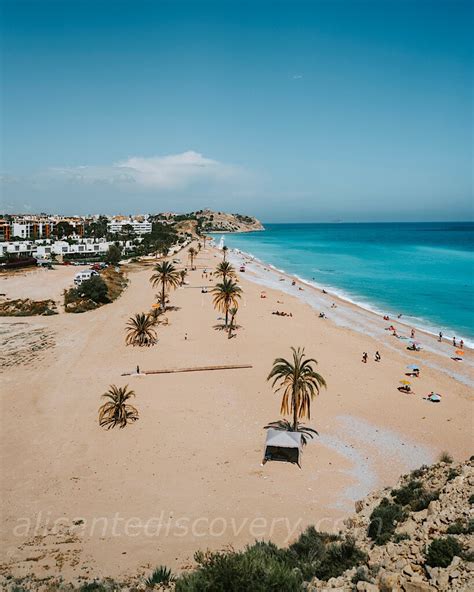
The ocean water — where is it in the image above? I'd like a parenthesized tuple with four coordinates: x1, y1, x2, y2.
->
(221, 222, 474, 345)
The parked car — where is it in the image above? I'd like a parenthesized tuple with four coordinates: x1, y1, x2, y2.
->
(74, 270, 99, 285)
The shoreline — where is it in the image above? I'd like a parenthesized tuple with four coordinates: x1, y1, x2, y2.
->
(225, 246, 473, 387)
(213, 225, 473, 350)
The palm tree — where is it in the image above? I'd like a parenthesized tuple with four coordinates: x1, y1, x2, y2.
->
(228, 306, 238, 338)
(222, 245, 229, 261)
(188, 246, 197, 269)
(125, 313, 157, 346)
(212, 278, 242, 327)
(150, 261, 181, 310)
(98, 385, 139, 429)
(215, 261, 236, 281)
(267, 346, 326, 434)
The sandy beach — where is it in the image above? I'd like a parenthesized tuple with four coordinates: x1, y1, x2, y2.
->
(0, 245, 472, 584)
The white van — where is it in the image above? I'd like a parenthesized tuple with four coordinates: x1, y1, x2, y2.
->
(74, 270, 99, 286)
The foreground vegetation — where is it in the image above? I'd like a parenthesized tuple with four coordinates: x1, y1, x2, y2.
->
(64, 268, 128, 313)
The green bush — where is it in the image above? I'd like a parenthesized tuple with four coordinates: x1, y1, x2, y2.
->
(447, 468, 460, 481)
(173, 531, 367, 591)
(438, 451, 453, 464)
(174, 542, 303, 592)
(392, 480, 423, 506)
(368, 498, 406, 545)
(391, 480, 439, 512)
(79, 275, 110, 304)
(425, 537, 462, 568)
(145, 565, 175, 586)
(447, 521, 465, 535)
(447, 519, 474, 535)
(314, 537, 366, 581)
(79, 583, 109, 591)
(393, 533, 410, 543)
(411, 490, 439, 512)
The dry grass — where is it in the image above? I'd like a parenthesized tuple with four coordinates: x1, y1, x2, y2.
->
(0, 298, 58, 317)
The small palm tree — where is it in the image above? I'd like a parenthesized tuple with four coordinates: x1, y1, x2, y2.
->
(215, 261, 236, 281)
(228, 306, 238, 338)
(179, 269, 187, 285)
(125, 313, 157, 346)
(98, 385, 139, 429)
(222, 245, 229, 261)
(150, 261, 181, 310)
(188, 246, 197, 269)
(267, 347, 326, 434)
(212, 278, 242, 327)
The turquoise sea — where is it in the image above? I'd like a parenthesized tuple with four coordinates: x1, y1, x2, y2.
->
(222, 222, 474, 346)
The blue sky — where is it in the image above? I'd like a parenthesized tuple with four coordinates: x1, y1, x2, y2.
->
(1, 0, 472, 221)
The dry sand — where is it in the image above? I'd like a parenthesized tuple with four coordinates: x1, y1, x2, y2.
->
(0, 245, 472, 584)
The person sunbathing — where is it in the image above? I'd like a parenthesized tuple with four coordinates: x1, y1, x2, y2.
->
(397, 385, 412, 393)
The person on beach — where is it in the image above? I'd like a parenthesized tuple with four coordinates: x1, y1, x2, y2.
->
(453, 337, 457, 347)
(411, 329, 415, 339)
(460, 339, 464, 349)
(375, 351, 381, 362)
(136, 365, 140, 375)
(362, 352, 368, 363)
(438, 331, 443, 342)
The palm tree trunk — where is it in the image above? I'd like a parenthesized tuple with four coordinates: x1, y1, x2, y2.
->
(225, 308, 229, 327)
(292, 388, 298, 432)
(162, 282, 166, 311)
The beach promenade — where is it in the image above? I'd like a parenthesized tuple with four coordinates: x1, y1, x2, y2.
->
(0, 245, 472, 583)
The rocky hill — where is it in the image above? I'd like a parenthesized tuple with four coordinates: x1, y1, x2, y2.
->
(196, 209, 264, 233)
(308, 457, 474, 592)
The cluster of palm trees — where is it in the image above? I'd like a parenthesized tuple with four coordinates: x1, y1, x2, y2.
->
(124, 260, 182, 347)
(109, 242, 328, 443)
(211, 258, 242, 337)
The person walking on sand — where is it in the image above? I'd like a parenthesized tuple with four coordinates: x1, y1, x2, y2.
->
(411, 329, 415, 339)
(438, 331, 443, 342)
(362, 352, 368, 363)
(136, 365, 140, 375)
(460, 339, 464, 350)
(453, 337, 457, 347)
(375, 351, 381, 362)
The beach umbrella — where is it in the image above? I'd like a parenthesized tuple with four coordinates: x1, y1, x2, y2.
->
(400, 380, 411, 385)
(406, 364, 420, 370)
(455, 350, 464, 356)
(152, 303, 160, 309)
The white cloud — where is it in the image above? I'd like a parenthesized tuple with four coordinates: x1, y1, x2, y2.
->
(45, 151, 243, 190)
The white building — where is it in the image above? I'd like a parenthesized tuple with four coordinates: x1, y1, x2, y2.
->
(107, 218, 152, 235)
(74, 270, 99, 285)
(0, 241, 37, 257)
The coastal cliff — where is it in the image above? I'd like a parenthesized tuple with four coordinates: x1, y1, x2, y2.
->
(155, 209, 264, 236)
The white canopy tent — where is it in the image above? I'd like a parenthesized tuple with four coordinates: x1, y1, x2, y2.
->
(263, 428, 303, 467)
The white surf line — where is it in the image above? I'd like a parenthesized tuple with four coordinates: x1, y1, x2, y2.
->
(229, 250, 474, 388)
